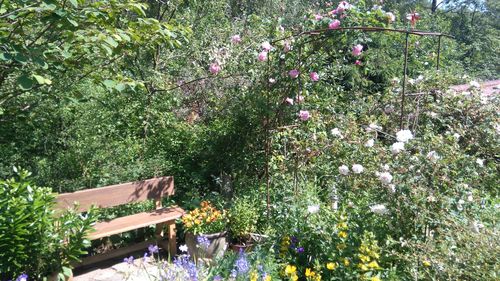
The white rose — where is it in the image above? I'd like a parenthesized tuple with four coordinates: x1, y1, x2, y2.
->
(338, 165, 349, 175)
(352, 164, 364, 174)
(378, 172, 393, 184)
(396, 129, 414, 143)
(365, 139, 375, 148)
(370, 204, 389, 215)
(426, 151, 440, 163)
(331, 128, 344, 138)
(391, 142, 405, 154)
(307, 204, 320, 214)
(476, 158, 484, 167)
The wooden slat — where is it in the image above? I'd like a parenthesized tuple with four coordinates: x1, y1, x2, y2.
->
(89, 206, 184, 240)
(77, 239, 161, 268)
(56, 177, 174, 212)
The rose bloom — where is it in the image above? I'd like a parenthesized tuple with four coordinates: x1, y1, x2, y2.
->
(339, 165, 349, 175)
(328, 19, 341, 29)
(378, 172, 393, 184)
(298, 110, 310, 121)
(352, 164, 364, 174)
(289, 69, 300, 78)
(285, 97, 294, 105)
(296, 95, 305, 103)
(396, 129, 414, 142)
(391, 142, 405, 154)
(314, 13, 323, 21)
(331, 128, 343, 138)
(261, 41, 272, 51)
(355, 60, 361, 65)
(406, 12, 420, 27)
(209, 63, 221, 75)
(365, 139, 374, 147)
(307, 204, 320, 214)
(386, 12, 396, 22)
(426, 151, 440, 162)
(370, 204, 389, 215)
(258, 51, 268, 62)
(352, 44, 363, 56)
(231, 34, 241, 44)
(268, 78, 276, 84)
(309, 72, 319, 81)
(284, 41, 291, 53)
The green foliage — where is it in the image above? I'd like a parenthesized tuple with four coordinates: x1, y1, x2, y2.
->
(228, 197, 259, 242)
(0, 168, 96, 280)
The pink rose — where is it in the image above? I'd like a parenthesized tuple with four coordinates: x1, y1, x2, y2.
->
(289, 69, 300, 79)
(406, 12, 420, 27)
(328, 19, 341, 29)
(314, 13, 323, 21)
(355, 60, 361, 65)
(309, 72, 319, 81)
(258, 51, 268, 62)
(352, 44, 363, 56)
(261, 41, 272, 51)
(285, 97, 294, 105)
(296, 95, 305, 103)
(209, 63, 221, 74)
(299, 110, 310, 121)
(284, 41, 291, 53)
(231, 34, 241, 44)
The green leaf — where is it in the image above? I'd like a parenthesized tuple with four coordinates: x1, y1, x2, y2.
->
(0, 52, 12, 61)
(69, 0, 78, 8)
(67, 18, 79, 27)
(17, 75, 34, 90)
(115, 83, 126, 92)
(105, 37, 118, 48)
(102, 80, 116, 89)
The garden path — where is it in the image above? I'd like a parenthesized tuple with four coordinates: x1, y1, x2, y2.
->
(74, 259, 161, 281)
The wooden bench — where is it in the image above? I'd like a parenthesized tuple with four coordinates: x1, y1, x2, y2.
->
(56, 176, 184, 266)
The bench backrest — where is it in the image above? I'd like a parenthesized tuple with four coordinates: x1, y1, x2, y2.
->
(56, 176, 174, 212)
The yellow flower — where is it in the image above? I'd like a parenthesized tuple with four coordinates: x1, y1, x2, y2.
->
(326, 262, 338, 270)
(305, 268, 315, 277)
(250, 271, 258, 281)
(358, 263, 369, 271)
(264, 275, 272, 281)
(370, 276, 381, 281)
(285, 265, 297, 275)
(359, 254, 370, 263)
(337, 222, 348, 229)
(368, 260, 380, 269)
(291, 274, 298, 281)
(423, 260, 431, 267)
(343, 258, 350, 266)
(338, 231, 348, 238)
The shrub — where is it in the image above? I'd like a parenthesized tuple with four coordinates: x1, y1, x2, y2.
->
(228, 197, 260, 243)
(0, 168, 96, 280)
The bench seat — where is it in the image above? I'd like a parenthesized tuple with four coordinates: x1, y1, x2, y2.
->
(89, 206, 185, 240)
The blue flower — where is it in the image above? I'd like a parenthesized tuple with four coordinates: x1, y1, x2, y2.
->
(196, 235, 210, 250)
(16, 274, 28, 281)
(296, 247, 304, 253)
(234, 251, 250, 275)
(213, 275, 223, 281)
(148, 244, 159, 254)
(124, 256, 134, 265)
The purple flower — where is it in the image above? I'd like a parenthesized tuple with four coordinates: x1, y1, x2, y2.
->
(213, 276, 223, 281)
(299, 110, 310, 121)
(296, 247, 304, 253)
(235, 251, 250, 275)
(230, 269, 238, 278)
(124, 256, 134, 265)
(143, 252, 150, 262)
(289, 69, 300, 79)
(15, 274, 28, 281)
(196, 235, 210, 250)
(148, 244, 159, 254)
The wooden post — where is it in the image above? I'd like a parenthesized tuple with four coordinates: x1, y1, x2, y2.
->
(400, 32, 410, 129)
(436, 35, 442, 70)
(168, 223, 177, 257)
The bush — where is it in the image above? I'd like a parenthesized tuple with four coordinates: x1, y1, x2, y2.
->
(228, 197, 260, 243)
(0, 168, 96, 280)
